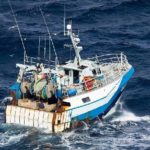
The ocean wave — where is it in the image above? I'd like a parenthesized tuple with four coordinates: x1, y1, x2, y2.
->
(135, 77, 150, 87)
(0, 0, 149, 149)
(79, 0, 148, 15)
(0, 126, 29, 147)
(111, 110, 150, 122)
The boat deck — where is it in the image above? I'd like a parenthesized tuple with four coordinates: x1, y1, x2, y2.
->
(18, 99, 57, 112)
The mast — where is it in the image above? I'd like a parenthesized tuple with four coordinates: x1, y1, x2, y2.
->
(38, 36, 41, 57)
(63, 7, 83, 65)
(64, 5, 66, 36)
(66, 22, 83, 66)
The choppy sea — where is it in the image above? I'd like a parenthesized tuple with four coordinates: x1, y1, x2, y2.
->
(0, 0, 150, 149)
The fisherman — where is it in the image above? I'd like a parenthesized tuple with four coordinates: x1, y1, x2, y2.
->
(24, 85, 33, 99)
(55, 71, 65, 109)
(36, 63, 41, 73)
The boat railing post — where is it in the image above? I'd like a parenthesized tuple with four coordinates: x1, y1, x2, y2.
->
(95, 77, 99, 88)
(116, 54, 121, 76)
(103, 74, 107, 86)
(124, 54, 128, 69)
(121, 52, 123, 67)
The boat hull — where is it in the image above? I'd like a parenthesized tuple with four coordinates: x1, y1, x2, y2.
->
(5, 67, 134, 133)
(68, 66, 134, 121)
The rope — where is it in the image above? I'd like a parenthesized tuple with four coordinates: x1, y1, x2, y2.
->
(8, 0, 27, 64)
(39, 6, 59, 65)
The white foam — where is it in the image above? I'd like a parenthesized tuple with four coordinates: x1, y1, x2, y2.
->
(3, 97, 13, 101)
(81, 121, 90, 130)
(0, 131, 29, 147)
(61, 130, 75, 149)
(103, 98, 122, 119)
(102, 98, 150, 123)
(0, 97, 12, 106)
(38, 127, 52, 134)
(112, 110, 150, 122)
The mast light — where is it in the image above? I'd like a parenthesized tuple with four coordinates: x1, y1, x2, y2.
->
(67, 24, 72, 30)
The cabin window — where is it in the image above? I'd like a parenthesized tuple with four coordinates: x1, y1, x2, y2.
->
(97, 68, 101, 74)
(73, 70, 79, 83)
(82, 97, 91, 103)
(79, 65, 87, 70)
(92, 69, 96, 75)
(64, 69, 69, 76)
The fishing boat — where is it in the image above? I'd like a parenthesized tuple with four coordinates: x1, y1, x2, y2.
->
(5, 3, 134, 133)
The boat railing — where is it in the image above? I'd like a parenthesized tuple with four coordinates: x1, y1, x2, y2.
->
(87, 53, 128, 67)
(63, 68, 122, 97)
(25, 55, 56, 68)
(63, 53, 129, 96)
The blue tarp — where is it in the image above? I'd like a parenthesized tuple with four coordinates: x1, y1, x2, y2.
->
(55, 89, 62, 99)
(10, 82, 22, 100)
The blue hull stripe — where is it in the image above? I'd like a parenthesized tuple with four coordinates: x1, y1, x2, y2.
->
(72, 67, 134, 121)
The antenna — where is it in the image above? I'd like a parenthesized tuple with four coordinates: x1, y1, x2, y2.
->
(8, 0, 27, 64)
(38, 36, 41, 57)
(39, 7, 59, 64)
(77, 24, 80, 36)
(49, 36, 51, 61)
(44, 35, 46, 59)
(64, 5, 66, 36)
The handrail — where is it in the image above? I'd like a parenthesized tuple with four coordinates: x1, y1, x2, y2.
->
(25, 56, 56, 68)
(62, 53, 129, 97)
(71, 67, 124, 95)
(87, 53, 127, 64)
(23, 53, 129, 97)
(62, 70, 121, 97)
(88, 53, 126, 59)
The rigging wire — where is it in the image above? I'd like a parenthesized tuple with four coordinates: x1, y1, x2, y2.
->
(44, 35, 46, 59)
(39, 7, 59, 64)
(38, 36, 41, 57)
(48, 36, 51, 61)
(8, 0, 27, 64)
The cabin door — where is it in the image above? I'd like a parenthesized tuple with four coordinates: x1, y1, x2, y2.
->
(73, 70, 79, 84)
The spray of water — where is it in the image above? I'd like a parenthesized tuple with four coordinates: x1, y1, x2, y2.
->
(0, 128, 29, 147)
(111, 110, 150, 122)
(101, 98, 150, 123)
(103, 97, 123, 119)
